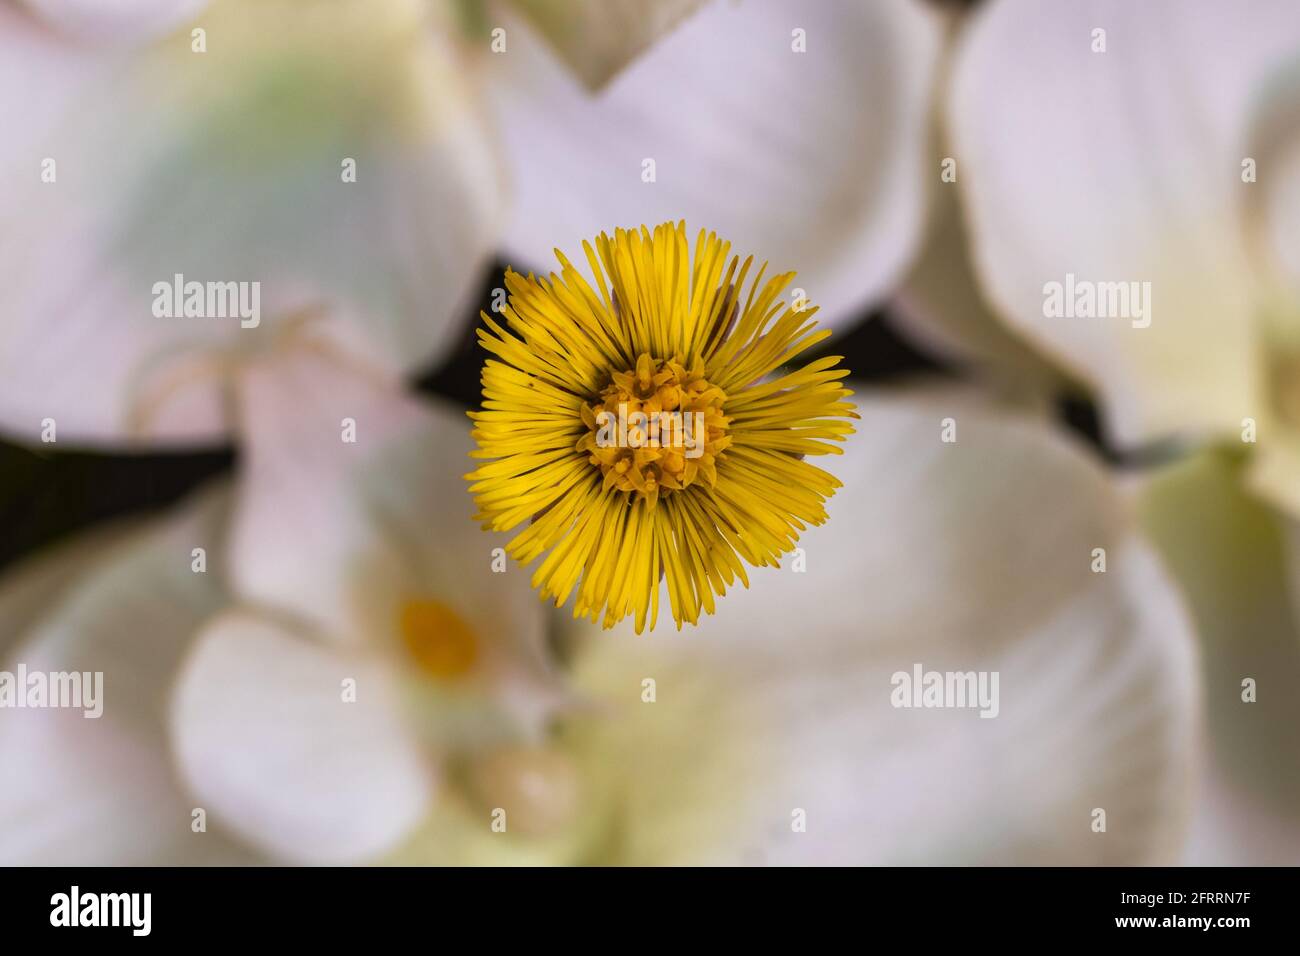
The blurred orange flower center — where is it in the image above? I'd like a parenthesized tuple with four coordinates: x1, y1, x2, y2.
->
(398, 599, 477, 680)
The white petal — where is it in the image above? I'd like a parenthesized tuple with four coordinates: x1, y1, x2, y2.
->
(488, 0, 940, 328)
(170, 610, 435, 864)
(891, 182, 1062, 395)
(0, 485, 255, 864)
(0, 4, 111, 161)
(0, 0, 503, 447)
(950, 0, 1300, 446)
(228, 347, 560, 734)
(565, 388, 1198, 864)
(508, 0, 705, 90)
(226, 347, 427, 637)
(1138, 451, 1300, 864)
(20, 0, 208, 44)
(0, 520, 136, 660)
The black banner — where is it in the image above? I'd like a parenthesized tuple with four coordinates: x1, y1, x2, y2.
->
(0, 867, 1286, 942)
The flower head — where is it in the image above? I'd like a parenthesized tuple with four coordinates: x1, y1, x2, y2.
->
(467, 221, 856, 632)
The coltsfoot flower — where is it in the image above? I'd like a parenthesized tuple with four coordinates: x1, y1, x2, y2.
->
(467, 221, 857, 632)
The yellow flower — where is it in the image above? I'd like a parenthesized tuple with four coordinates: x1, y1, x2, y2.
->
(467, 222, 856, 632)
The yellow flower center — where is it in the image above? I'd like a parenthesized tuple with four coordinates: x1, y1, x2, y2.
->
(576, 352, 731, 506)
(398, 599, 477, 680)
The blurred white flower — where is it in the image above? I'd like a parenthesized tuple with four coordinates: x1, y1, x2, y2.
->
(0, 0, 942, 447)
(945, 0, 1300, 863)
(169, 346, 565, 863)
(0, 0, 503, 446)
(948, 0, 1300, 512)
(0, 344, 561, 863)
(0, 362, 1199, 864)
